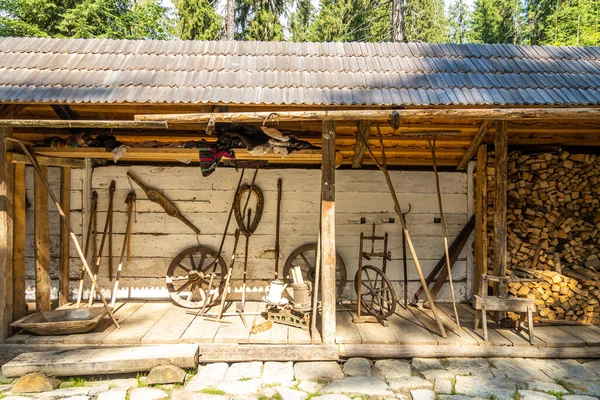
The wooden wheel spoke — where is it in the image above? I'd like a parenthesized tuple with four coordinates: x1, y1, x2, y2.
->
(202, 259, 217, 273)
(176, 263, 190, 273)
(198, 252, 207, 269)
(189, 254, 196, 270)
(177, 280, 192, 293)
(299, 252, 313, 268)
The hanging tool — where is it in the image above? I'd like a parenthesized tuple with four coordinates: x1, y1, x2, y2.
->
(88, 180, 115, 307)
(6, 137, 119, 328)
(215, 229, 242, 321)
(357, 125, 447, 338)
(127, 172, 201, 235)
(110, 192, 136, 308)
(401, 204, 412, 308)
(427, 134, 461, 335)
(235, 182, 263, 312)
(275, 178, 282, 279)
(198, 169, 246, 316)
(76, 191, 97, 308)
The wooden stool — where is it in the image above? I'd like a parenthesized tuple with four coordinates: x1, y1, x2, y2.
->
(473, 274, 537, 344)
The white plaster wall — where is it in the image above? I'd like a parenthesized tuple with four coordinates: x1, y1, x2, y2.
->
(73, 165, 472, 303)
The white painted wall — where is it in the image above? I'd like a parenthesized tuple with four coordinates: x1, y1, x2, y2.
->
(78, 165, 472, 303)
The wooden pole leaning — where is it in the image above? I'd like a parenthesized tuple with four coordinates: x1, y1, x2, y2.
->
(358, 126, 447, 338)
(76, 191, 97, 307)
(311, 229, 322, 344)
(6, 138, 119, 328)
(427, 135, 461, 336)
(110, 192, 135, 309)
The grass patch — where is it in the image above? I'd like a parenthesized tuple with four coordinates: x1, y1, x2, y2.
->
(489, 395, 497, 400)
(186, 368, 198, 378)
(0, 380, 12, 385)
(451, 377, 457, 395)
(272, 393, 282, 400)
(135, 372, 147, 388)
(240, 377, 251, 382)
(512, 391, 522, 400)
(60, 377, 86, 388)
(548, 390, 566, 400)
(201, 388, 225, 396)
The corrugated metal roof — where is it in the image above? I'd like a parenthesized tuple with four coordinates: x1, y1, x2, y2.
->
(1, 37, 600, 106)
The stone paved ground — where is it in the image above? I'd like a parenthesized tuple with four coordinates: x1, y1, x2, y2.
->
(2, 358, 600, 400)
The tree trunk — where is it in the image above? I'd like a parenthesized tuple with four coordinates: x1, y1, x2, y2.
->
(226, 0, 235, 40)
(391, 0, 404, 42)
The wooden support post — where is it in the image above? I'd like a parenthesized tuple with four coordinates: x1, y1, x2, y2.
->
(35, 164, 51, 312)
(12, 163, 26, 322)
(494, 121, 508, 278)
(456, 121, 490, 171)
(321, 120, 336, 345)
(59, 167, 71, 305)
(0, 127, 15, 343)
(474, 144, 488, 297)
(352, 121, 371, 168)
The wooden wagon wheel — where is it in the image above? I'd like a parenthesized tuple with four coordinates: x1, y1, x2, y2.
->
(354, 265, 397, 319)
(166, 246, 227, 309)
(283, 243, 347, 299)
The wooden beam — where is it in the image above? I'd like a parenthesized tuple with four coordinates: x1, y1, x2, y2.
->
(0, 105, 26, 119)
(135, 107, 600, 123)
(59, 167, 71, 306)
(51, 105, 78, 121)
(352, 121, 371, 168)
(456, 121, 490, 171)
(474, 144, 488, 296)
(0, 120, 167, 129)
(12, 163, 26, 323)
(321, 120, 336, 345)
(0, 127, 15, 343)
(8, 153, 86, 168)
(494, 121, 508, 278)
(34, 164, 51, 312)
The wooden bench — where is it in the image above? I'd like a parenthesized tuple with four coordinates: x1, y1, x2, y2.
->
(473, 274, 537, 344)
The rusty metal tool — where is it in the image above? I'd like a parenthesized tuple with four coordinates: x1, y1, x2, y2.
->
(127, 172, 200, 235)
(88, 180, 115, 306)
(110, 191, 136, 308)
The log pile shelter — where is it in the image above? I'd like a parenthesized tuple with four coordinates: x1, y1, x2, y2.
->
(2, 37, 600, 362)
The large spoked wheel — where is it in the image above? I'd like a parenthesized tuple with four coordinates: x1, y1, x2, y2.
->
(166, 246, 227, 309)
(283, 243, 347, 299)
(354, 265, 397, 319)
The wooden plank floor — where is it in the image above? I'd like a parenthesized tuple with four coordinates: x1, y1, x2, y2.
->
(7, 301, 600, 359)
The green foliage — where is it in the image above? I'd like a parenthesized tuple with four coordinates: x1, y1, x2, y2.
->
(404, 0, 448, 42)
(447, 0, 471, 43)
(60, 377, 87, 388)
(289, 0, 314, 41)
(236, 0, 288, 40)
(308, 0, 390, 42)
(0, 0, 173, 38)
(471, 0, 525, 44)
(136, 372, 147, 388)
(174, 0, 222, 40)
(548, 389, 566, 400)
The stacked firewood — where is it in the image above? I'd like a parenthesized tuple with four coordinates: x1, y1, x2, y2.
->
(486, 150, 600, 323)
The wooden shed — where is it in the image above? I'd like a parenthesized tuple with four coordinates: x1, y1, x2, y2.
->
(2, 37, 600, 361)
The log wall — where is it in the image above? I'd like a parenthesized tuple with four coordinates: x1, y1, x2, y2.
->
(24, 167, 84, 301)
(77, 166, 472, 302)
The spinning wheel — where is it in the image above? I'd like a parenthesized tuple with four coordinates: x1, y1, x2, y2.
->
(283, 243, 347, 299)
(354, 265, 397, 319)
(166, 246, 227, 309)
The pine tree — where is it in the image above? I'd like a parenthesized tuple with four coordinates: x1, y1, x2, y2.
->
(174, 0, 222, 40)
(403, 0, 448, 42)
(236, 0, 288, 41)
(447, 0, 471, 43)
(289, 0, 313, 41)
(0, 0, 173, 38)
(471, 0, 524, 44)
(308, 0, 390, 42)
